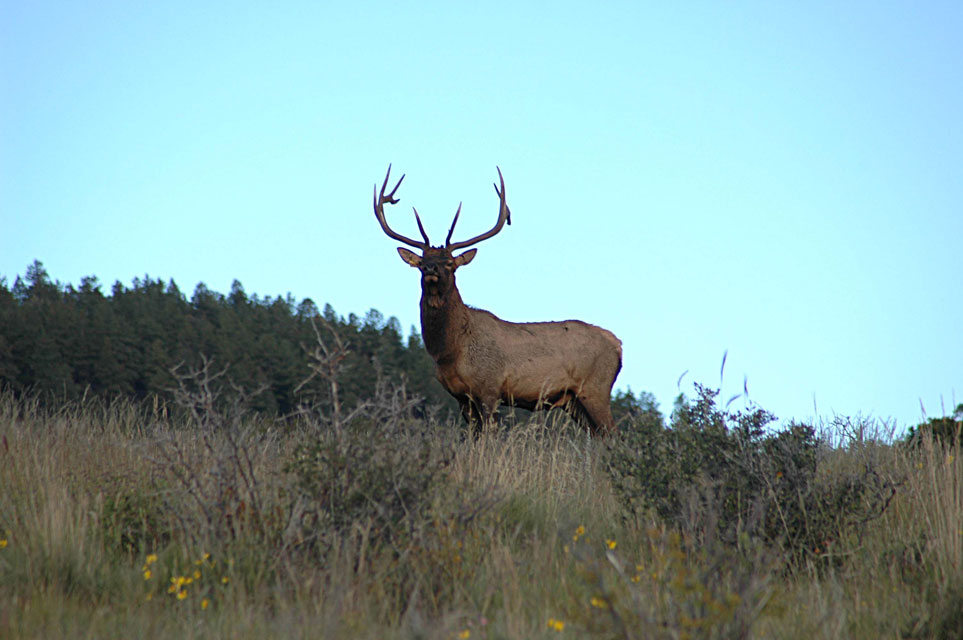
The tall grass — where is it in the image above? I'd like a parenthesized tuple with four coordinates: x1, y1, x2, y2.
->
(1, 386, 961, 639)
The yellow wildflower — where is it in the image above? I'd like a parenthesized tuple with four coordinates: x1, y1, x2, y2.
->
(0, 539, 7, 549)
(145, 554, 158, 565)
(547, 618, 565, 631)
(143, 569, 152, 580)
(177, 590, 188, 600)
(606, 539, 617, 550)
(221, 576, 230, 585)
(575, 525, 586, 537)
(590, 596, 608, 609)
(193, 570, 201, 580)
(457, 630, 471, 639)
(201, 598, 210, 610)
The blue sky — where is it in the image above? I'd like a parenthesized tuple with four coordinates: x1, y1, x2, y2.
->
(2, 2, 961, 428)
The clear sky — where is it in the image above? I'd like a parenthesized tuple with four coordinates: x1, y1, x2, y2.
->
(2, 2, 961, 429)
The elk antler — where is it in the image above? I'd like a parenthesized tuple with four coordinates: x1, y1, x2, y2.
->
(373, 164, 431, 250)
(446, 167, 512, 252)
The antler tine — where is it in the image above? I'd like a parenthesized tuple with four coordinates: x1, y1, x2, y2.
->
(373, 165, 429, 250)
(412, 207, 431, 246)
(382, 162, 404, 202)
(446, 166, 512, 251)
(444, 202, 462, 246)
(495, 166, 512, 226)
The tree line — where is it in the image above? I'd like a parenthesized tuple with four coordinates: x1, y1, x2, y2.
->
(0, 260, 458, 416)
(0, 261, 655, 424)
(0, 260, 659, 423)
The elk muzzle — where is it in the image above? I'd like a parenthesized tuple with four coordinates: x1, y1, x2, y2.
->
(421, 263, 441, 284)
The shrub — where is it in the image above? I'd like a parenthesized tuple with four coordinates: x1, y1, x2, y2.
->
(905, 404, 963, 449)
(285, 414, 455, 553)
(100, 483, 168, 555)
(606, 383, 897, 566)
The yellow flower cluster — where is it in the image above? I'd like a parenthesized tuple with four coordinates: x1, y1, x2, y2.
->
(546, 617, 565, 631)
(590, 596, 608, 610)
(0, 539, 8, 549)
(168, 573, 194, 598)
(570, 525, 618, 551)
(144, 551, 226, 609)
(142, 553, 158, 580)
(631, 563, 644, 583)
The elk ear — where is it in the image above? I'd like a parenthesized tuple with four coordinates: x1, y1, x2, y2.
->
(397, 247, 422, 268)
(453, 248, 477, 268)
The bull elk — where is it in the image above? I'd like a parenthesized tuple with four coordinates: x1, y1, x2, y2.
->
(373, 165, 622, 435)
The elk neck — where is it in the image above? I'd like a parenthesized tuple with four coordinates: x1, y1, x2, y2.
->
(419, 278, 470, 360)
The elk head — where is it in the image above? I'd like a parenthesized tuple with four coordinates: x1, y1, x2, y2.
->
(373, 165, 511, 309)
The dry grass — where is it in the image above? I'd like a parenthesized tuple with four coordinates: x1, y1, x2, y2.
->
(1, 389, 961, 639)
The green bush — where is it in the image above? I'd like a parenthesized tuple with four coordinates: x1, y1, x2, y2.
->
(285, 415, 455, 553)
(100, 484, 168, 555)
(905, 404, 963, 449)
(607, 384, 896, 566)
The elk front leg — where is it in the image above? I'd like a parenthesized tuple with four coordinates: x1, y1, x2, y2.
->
(457, 396, 484, 437)
(458, 394, 500, 436)
(457, 396, 477, 424)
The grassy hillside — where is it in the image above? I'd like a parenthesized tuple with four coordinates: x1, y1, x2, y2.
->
(0, 381, 961, 639)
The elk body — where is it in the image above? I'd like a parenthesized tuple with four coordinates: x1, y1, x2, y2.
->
(373, 166, 622, 436)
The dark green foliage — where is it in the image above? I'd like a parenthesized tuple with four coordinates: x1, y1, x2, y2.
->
(101, 487, 169, 555)
(905, 404, 963, 449)
(0, 260, 455, 416)
(285, 415, 456, 551)
(607, 384, 897, 566)
(610, 387, 663, 430)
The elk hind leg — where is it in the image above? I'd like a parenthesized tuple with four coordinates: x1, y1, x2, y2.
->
(573, 394, 615, 437)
